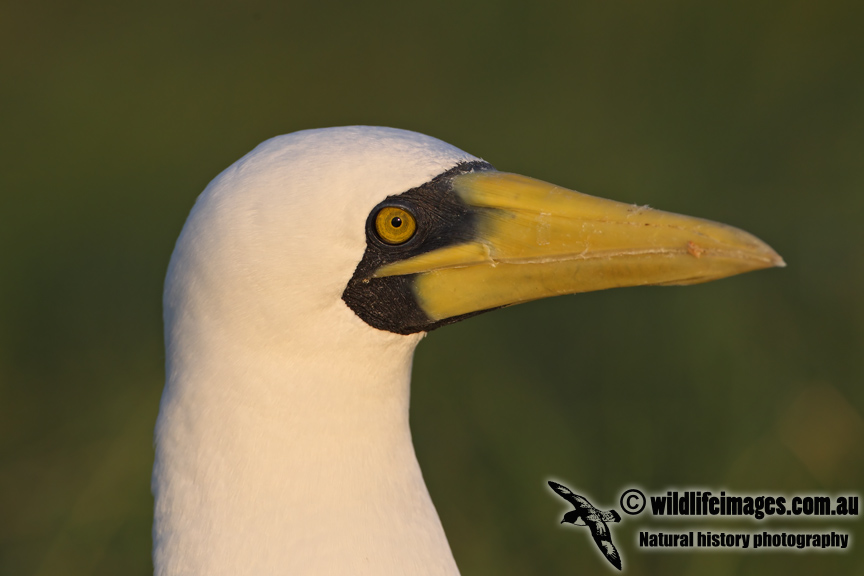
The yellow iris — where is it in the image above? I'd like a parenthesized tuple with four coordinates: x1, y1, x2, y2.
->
(374, 206, 417, 245)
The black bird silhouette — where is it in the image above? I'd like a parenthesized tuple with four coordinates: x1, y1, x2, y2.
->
(548, 481, 622, 570)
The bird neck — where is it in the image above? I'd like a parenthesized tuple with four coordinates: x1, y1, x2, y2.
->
(152, 320, 460, 576)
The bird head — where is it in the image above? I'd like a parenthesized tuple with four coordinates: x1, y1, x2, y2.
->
(155, 126, 783, 575)
(165, 125, 783, 364)
(561, 510, 585, 525)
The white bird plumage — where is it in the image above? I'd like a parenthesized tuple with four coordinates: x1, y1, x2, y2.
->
(154, 125, 782, 575)
(155, 127, 476, 575)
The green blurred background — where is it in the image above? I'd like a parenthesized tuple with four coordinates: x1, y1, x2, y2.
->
(2, 1, 862, 574)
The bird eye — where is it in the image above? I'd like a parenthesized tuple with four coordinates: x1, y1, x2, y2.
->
(374, 206, 417, 245)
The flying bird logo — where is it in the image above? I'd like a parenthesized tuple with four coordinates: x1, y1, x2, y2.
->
(549, 481, 623, 571)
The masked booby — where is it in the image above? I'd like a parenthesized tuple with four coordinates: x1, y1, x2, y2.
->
(154, 126, 783, 575)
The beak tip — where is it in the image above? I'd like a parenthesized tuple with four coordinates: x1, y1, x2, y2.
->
(765, 248, 786, 269)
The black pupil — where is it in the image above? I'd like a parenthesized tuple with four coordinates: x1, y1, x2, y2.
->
(391, 216, 403, 228)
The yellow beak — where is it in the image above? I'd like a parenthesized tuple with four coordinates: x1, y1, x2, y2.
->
(373, 172, 784, 322)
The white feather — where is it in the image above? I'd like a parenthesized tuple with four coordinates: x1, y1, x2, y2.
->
(154, 127, 480, 575)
